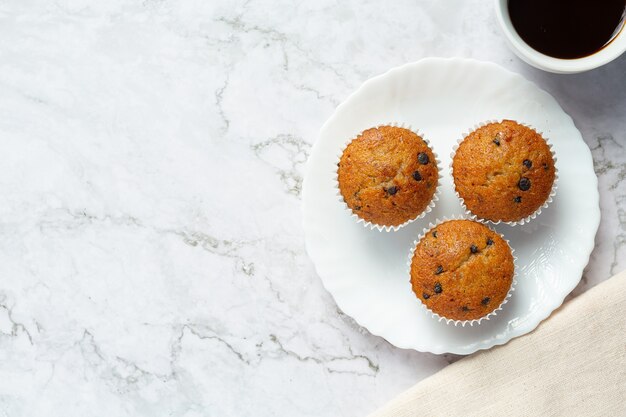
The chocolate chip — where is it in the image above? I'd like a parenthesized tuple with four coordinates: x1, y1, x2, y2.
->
(543, 163, 549, 170)
(354, 205, 362, 211)
(434, 283, 442, 293)
(514, 196, 522, 203)
(523, 159, 532, 169)
(386, 186, 398, 195)
(417, 152, 429, 165)
(462, 306, 470, 312)
(518, 177, 531, 191)
(432, 231, 437, 238)
(470, 244, 478, 254)
(481, 297, 491, 305)
(435, 265, 444, 275)
(423, 293, 430, 300)
(493, 138, 500, 146)
(486, 238, 494, 246)
(412, 171, 422, 181)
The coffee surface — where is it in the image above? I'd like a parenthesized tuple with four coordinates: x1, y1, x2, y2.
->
(508, 0, 626, 59)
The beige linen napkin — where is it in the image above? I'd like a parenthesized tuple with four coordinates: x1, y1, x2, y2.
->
(369, 269, 626, 417)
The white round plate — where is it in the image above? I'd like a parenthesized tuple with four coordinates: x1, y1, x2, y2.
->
(302, 58, 600, 355)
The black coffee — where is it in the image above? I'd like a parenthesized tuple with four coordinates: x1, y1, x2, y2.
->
(508, 0, 626, 59)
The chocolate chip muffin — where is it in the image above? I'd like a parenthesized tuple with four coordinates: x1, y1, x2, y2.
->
(452, 120, 556, 223)
(410, 219, 514, 322)
(337, 126, 439, 227)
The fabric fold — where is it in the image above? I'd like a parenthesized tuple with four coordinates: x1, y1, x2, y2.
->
(368, 270, 626, 417)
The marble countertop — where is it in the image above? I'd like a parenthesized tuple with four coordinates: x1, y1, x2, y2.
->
(0, 1, 624, 416)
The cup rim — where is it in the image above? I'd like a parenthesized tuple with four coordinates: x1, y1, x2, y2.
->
(495, 0, 626, 74)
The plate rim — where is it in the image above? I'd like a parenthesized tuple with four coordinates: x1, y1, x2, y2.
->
(302, 57, 600, 354)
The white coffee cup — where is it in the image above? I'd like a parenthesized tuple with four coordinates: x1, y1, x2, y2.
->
(495, 0, 626, 74)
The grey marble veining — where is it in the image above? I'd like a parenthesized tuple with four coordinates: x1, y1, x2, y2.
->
(0, 0, 623, 416)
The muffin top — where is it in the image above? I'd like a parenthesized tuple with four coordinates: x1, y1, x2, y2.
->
(452, 120, 556, 222)
(337, 126, 438, 227)
(410, 219, 514, 321)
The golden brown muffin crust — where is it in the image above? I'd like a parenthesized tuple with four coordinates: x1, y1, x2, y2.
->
(452, 120, 556, 222)
(337, 126, 438, 226)
(410, 220, 514, 321)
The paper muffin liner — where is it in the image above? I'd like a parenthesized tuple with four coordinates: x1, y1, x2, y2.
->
(406, 215, 518, 327)
(449, 120, 558, 226)
(334, 122, 443, 232)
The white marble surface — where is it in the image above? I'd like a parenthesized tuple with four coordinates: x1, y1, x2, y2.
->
(0, 1, 624, 416)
